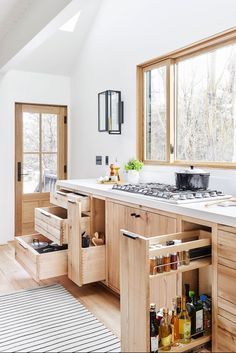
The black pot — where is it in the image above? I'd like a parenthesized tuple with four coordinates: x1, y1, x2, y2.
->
(175, 166, 210, 191)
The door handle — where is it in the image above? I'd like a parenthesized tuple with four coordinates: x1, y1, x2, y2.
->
(130, 213, 136, 217)
(17, 162, 29, 182)
(135, 214, 141, 218)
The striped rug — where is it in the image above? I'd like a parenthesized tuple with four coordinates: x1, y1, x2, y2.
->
(0, 284, 120, 353)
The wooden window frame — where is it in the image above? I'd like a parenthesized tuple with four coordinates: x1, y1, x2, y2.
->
(137, 27, 236, 168)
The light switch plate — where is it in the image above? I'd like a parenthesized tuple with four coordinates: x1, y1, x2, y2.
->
(96, 156, 102, 165)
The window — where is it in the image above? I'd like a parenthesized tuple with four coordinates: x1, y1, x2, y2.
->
(144, 65, 167, 161)
(138, 28, 236, 167)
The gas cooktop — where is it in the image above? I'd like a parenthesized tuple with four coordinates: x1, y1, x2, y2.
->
(112, 182, 231, 204)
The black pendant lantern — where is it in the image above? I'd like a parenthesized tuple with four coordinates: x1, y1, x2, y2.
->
(98, 90, 124, 134)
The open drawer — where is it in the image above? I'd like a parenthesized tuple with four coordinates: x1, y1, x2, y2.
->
(35, 206, 90, 245)
(15, 234, 68, 282)
(67, 199, 105, 287)
(50, 189, 90, 211)
(35, 206, 68, 245)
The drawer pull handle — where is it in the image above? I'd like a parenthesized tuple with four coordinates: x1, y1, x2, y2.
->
(122, 230, 139, 240)
(57, 191, 67, 196)
(135, 214, 141, 218)
(130, 213, 136, 217)
(40, 211, 51, 217)
(68, 200, 76, 204)
(18, 241, 28, 250)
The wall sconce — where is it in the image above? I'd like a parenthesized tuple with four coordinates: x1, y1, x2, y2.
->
(98, 90, 124, 134)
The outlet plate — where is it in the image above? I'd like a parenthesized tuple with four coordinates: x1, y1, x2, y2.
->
(96, 156, 102, 165)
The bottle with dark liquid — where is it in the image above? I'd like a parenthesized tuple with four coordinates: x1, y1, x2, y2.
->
(191, 296, 203, 337)
(150, 303, 159, 353)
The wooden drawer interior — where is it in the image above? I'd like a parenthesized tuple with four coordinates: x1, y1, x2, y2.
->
(15, 233, 68, 282)
(35, 206, 67, 245)
(50, 189, 90, 211)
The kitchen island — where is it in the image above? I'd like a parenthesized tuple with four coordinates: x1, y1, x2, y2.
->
(56, 179, 236, 352)
(15, 178, 236, 352)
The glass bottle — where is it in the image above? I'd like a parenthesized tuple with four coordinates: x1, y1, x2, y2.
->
(150, 304, 159, 353)
(171, 308, 179, 346)
(176, 296, 182, 315)
(178, 296, 191, 344)
(200, 295, 211, 336)
(159, 308, 172, 351)
(192, 296, 204, 337)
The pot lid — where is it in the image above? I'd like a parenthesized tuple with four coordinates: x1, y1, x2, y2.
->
(176, 166, 209, 174)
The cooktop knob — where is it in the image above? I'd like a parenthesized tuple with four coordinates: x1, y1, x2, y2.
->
(210, 191, 217, 197)
(179, 194, 187, 200)
(203, 192, 210, 198)
(187, 193, 195, 199)
(195, 193, 203, 198)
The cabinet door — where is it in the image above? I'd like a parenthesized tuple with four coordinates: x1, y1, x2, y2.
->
(106, 201, 127, 293)
(126, 207, 176, 237)
(217, 315, 236, 352)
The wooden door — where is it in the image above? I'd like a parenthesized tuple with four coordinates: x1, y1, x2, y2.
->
(15, 103, 67, 236)
(106, 201, 127, 293)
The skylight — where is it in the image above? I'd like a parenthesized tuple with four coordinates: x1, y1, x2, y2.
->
(59, 11, 81, 32)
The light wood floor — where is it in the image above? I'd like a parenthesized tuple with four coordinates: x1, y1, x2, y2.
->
(0, 243, 120, 337)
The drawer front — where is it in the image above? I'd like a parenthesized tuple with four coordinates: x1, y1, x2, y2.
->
(217, 315, 236, 352)
(15, 234, 67, 282)
(50, 190, 90, 212)
(35, 206, 67, 245)
(81, 245, 106, 284)
(15, 237, 37, 279)
(218, 264, 236, 305)
(218, 230, 236, 263)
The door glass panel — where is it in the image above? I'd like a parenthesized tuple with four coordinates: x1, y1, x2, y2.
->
(42, 154, 57, 192)
(42, 114, 58, 152)
(23, 154, 40, 193)
(23, 112, 40, 152)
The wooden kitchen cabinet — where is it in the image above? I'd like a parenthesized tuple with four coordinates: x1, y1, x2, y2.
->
(106, 201, 128, 292)
(216, 225, 236, 352)
(106, 200, 177, 294)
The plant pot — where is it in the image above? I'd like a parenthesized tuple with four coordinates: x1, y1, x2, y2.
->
(127, 170, 140, 184)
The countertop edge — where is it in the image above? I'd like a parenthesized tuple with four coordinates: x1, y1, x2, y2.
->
(56, 179, 236, 228)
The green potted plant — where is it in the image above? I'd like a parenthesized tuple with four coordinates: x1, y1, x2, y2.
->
(124, 159, 143, 184)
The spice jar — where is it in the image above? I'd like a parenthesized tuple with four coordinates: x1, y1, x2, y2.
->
(183, 250, 190, 265)
(149, 256, 157, 275)
(171, 253, 178, 270)
(156, 255, 164, 273)
(173, 239, 183, 266)
(164, 254, 171, 272)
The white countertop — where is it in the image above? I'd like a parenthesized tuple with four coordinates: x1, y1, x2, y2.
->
(57, 179, 236, 227)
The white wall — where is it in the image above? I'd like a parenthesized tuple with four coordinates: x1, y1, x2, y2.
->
(70, 0, 236, 193)
(0, 70, 70, 244)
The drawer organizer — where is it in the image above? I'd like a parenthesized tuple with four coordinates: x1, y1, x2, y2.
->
(67, 198, 105, 287)
(50, 189, 90, 211)
(15, 233, 68, 282)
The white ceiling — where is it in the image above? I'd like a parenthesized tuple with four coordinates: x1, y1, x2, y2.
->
(0, 0, 34, 42)
(12, 0, 102, 75)
(0, 0, 102, 76)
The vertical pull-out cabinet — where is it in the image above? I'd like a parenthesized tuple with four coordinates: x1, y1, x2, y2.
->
(120, 229, 212, 353)
(67, 198, 106, 287)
